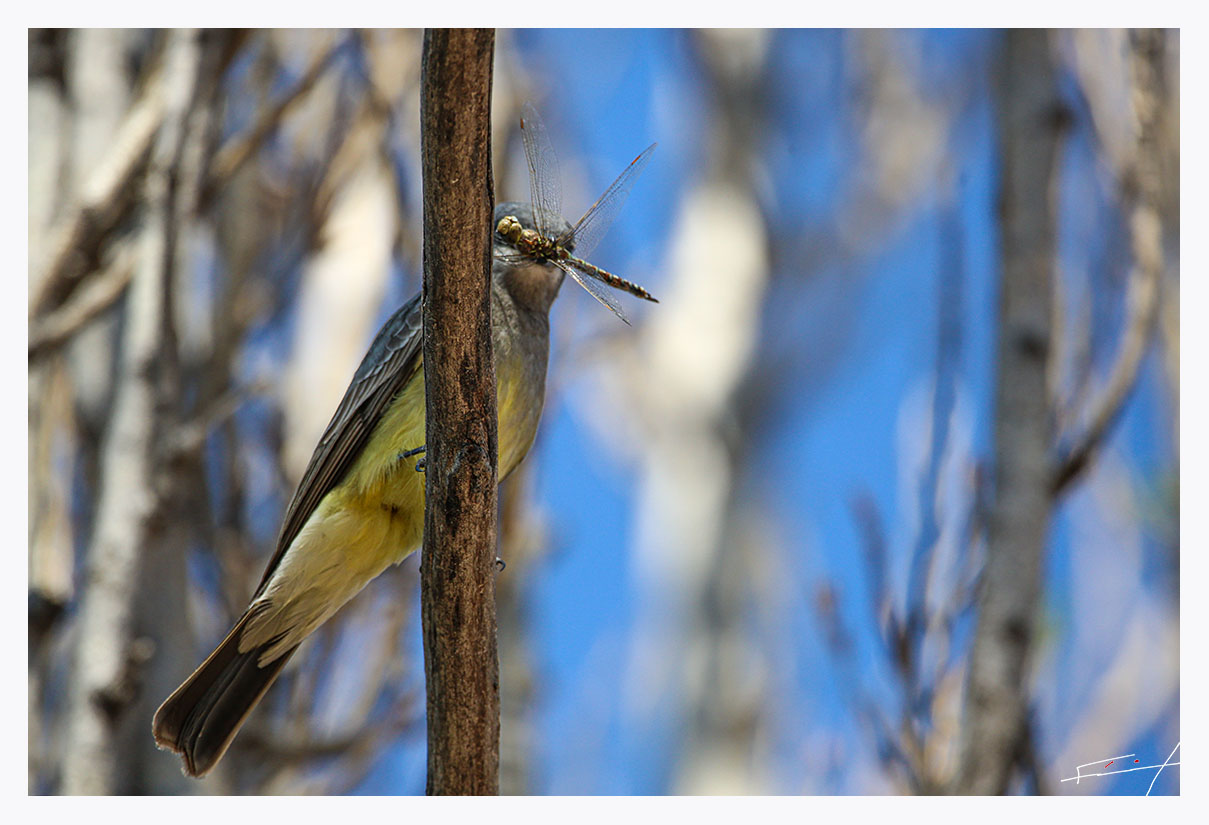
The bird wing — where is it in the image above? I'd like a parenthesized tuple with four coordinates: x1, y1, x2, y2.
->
(253, 293, 424, 597)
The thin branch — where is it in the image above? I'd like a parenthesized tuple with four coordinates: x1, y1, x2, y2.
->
(28, 242, 136, 361)
(1049, 29, 1166, 496)
(418, 27, 499, 796)
(247, 696, 420, 763)
(168, 379, 272, 457)
(30, 41, 168, 318)
(245, 574, 418, 793)
(204, 37, 344, 199)
(30, 31, 249, 321)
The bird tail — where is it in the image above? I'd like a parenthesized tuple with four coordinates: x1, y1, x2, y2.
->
(152, 610, 297, 778)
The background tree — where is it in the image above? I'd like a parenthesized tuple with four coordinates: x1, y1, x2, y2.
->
(29, 28, 1179, 795)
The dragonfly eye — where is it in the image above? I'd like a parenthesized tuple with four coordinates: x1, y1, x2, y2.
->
(496, 215, 522, 242)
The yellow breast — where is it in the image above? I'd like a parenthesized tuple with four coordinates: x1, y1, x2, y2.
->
(245, 350, 546, 661)
(335, 347, 544, 558)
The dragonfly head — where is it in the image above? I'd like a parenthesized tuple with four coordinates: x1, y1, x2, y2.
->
(496, 214, 524, 245)
(495, 217, 542, 254)
(493, 203, 574, 252)
(493, 201, 572, 314)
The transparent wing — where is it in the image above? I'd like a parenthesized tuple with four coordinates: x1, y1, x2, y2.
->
(557, 260, 630, 326)
(520, 102, 562, 240)
(557, 142, 656, 261)
(494, 249, 529, 265)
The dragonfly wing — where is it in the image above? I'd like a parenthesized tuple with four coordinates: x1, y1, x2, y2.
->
(494, 249, 530, 266)
(557, 142, 656, 261)
(520, 102, 563, 239)
(558, 260, 630, 325)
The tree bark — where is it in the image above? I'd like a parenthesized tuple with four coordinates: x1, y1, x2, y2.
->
(955, 29, 1065, 795)
(418, 27, 499, 796)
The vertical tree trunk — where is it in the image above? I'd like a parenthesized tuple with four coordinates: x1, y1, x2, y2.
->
(667, 30, 772, 795)
(418, 27, 499, 796)
(61, 29, 201, 795)
(956, 29, 1065, 795)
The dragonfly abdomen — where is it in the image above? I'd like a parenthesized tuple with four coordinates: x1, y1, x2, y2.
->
(567, 256, 658, 303)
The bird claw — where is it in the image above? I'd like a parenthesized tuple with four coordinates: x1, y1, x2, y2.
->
(398, 445, 427, 473)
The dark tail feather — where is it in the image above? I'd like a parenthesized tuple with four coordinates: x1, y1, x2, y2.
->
(152, 611, 297, 777)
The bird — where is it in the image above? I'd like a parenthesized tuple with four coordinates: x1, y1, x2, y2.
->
(152, 200, 652, 777)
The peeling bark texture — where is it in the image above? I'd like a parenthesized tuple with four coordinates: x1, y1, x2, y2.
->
(418, 28, 499, 796)
(955, 30, 1064, 795)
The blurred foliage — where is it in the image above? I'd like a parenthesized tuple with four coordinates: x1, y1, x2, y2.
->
(28, 29, 1178, 795)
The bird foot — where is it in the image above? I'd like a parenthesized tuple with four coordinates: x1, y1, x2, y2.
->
(398, 445, 426, 473)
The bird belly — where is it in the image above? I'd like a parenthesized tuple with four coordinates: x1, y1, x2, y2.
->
(496, 352, 544, 478)
(241, 372, 428, 662)
(242, 353, 544, 662)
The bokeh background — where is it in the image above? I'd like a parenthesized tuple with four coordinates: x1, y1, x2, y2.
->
(27, 29, 1179, 795)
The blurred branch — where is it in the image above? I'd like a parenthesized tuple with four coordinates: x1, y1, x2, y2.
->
(812, 577, 918, 791)
(843, 489, 965, 794)
(30, 39, 166, 318)
(902, 206, 966, 720)
(204, 37, 344, 200)
(621, 30, 774, 795)
(61, 29, 202, 795)
(32, 30, 248, 320)
(262, 693, 424, 796)
(1020, 709, 1051, 795)
(497, 468, 541, 795)
(851, 493, 890, 636)
(170, 379, 272, 457)
(956, 30, 1066, 795)
(28, 242, 136, 361)
(1049, 29, 1166, 496)
(239, 584, 417, 783)
(830, 205, 973, 795)
(248, 697, 419, 764)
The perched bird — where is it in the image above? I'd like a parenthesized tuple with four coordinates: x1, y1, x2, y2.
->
(153, 200, 654, 777)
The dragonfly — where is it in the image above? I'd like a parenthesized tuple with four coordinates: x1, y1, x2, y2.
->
(496, 102, 658, 324)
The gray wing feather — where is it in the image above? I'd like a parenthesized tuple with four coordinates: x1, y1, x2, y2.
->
(254, 294, 424, 596)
